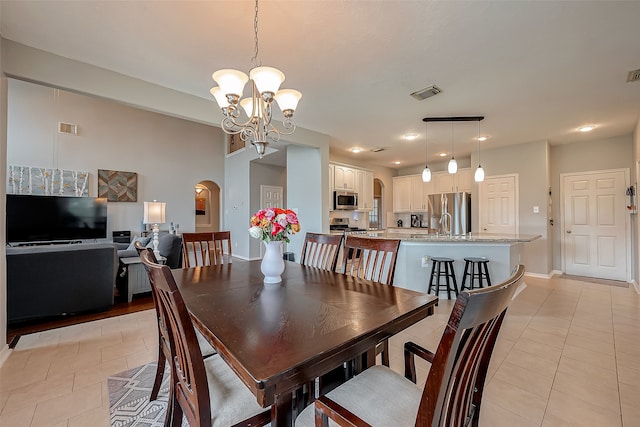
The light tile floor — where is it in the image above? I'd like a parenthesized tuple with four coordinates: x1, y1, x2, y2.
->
(0, 275, 638, 426)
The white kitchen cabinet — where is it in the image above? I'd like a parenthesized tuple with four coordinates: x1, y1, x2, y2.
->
(356, 169, 374, 211)
(334, 165, 356, 191)
(410, 175, 429, 211)
(433, 168, 472, 193)
(329, 163, 334, 211)
(393, 176, 412, 212)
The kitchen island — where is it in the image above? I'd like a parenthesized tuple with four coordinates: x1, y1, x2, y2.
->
(366, 230, 540, 294)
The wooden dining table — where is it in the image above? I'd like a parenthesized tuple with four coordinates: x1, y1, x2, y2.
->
(172, 260, 439, 426)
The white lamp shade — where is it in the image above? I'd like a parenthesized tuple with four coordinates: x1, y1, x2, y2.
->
(422, 166, 432, 182)
(249, 66, 285, 95)
(475, 165, 485, 182)
(144, 201, 166, 224)
(448, 158, 458, 174)
(212, 69, 249, 98)
(274, 89, 302, 112)
(240, 97, 263, 119)
(210, 86, 230, 108)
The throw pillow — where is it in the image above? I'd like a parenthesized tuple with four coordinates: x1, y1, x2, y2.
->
(126, 236, 151, 251)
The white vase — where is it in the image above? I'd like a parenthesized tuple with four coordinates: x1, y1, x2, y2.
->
(261, 241, 285, 284)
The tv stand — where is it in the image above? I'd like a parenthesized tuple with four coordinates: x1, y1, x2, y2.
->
(10, 240, 86, 247)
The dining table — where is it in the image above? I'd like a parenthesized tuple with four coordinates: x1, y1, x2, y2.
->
(172, 259, 439, 426)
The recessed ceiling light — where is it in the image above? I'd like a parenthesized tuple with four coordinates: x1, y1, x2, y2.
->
(578, 125, 595, 132)
(403, 133, 418, 141)
(351, 148, 362, 153)
(439, 152, 447, 157)
(477, 136, 487, 141)
(394, 161, 401, 165)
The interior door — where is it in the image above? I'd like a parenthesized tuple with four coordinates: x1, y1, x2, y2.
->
(479, 174, 518, 234)
(562, 170, 628, 281)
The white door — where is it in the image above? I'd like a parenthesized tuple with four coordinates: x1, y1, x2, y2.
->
(261, 185, 283, 209)
(260, 185, 284, 256)
(562, 170, 628, 281)
(479, 174, 518, 234)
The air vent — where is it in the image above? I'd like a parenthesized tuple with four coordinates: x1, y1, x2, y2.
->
(371, 147, 385, 153)
(58, 122, 78, 135)
(410, 85, 442, 101)
(627, 69, 640, 83)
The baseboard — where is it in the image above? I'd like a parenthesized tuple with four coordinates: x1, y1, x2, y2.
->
(0, 344, 11, 368)
(631, 280, 640, 294)
(525, 270, 561, 280)
(233, 254, 261, 261)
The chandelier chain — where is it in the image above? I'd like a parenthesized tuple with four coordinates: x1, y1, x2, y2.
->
(251, 0, 260, 68)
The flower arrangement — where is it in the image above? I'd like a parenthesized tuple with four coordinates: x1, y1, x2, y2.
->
(248, 208, 301, 243)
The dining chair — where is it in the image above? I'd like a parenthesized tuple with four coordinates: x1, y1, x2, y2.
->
(139, 250, 272, 427)
(299, 232, 343, 272)
(295, 265, 525, 427)
(341, 235, 401, 366)
(134, 241, 215, 403)
(182, 232, 215, 268)
(212, 231, 233, 264)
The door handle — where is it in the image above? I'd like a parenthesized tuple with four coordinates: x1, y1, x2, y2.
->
(566, 230, 572, 234)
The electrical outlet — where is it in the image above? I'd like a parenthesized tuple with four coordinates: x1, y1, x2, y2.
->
(421, 255, 430, 267)
(533, 206, 540, 213)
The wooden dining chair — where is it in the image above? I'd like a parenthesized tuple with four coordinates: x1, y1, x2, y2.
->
(139, 250, 272, 427)
(212, 231, 233, 264)
(299, 232, 343, 272)
(181, 232, 215, 268)
(341, 235, 401, 366)
(134, 241, 215, 403)
(295, 265, 525, 427)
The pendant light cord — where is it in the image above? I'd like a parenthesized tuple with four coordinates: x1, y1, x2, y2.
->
(251, 0, 261, 68)
(451, 121, 454, 158)
(425, 122, 428, 164)
(477, 120, 481, 164)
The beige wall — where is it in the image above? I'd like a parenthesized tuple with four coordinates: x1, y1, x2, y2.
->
(7, 78, 225, 235)
(1, 26, 8, 359)
(550, 135, 634, 272)
(633, 122, 640, 287)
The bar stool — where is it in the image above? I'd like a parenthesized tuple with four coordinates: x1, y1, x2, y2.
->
(461, 257, 492, 291)
(428, 257, 459, 299)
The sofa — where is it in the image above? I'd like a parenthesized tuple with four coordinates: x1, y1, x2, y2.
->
(6, 243, 118, 323)
(116, 232, 183, 268)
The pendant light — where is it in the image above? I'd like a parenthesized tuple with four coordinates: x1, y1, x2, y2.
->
(447, 121, 457, 174)
(474, 120, 485, 182)
(422, 121, 432, 182)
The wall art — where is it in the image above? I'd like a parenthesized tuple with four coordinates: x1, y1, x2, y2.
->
(98, 169, 138, 202)
(8, 165, 89, 196)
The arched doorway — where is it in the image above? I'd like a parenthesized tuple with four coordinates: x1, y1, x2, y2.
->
(194, 180, 221, 232)
(369, 178, 384, 229)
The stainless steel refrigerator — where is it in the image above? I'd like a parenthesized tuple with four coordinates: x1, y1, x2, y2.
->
(427, 192, 471, 235)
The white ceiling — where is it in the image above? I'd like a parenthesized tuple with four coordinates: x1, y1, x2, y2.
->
(2, 1, 640, 169)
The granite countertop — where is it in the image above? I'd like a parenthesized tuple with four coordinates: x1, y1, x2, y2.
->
(366, 231, 541, 243)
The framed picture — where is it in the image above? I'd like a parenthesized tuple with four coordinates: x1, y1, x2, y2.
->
(98, 169, 137, 202)
(195, 197, 206, 215)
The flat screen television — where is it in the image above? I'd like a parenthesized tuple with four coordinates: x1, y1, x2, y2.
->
(6, 194, 108, 244)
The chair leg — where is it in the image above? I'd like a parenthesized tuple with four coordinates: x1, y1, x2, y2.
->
(380, 340, 390, 367)
(483, 262, 492, 286)
(461, 260, 470, 291)
(150, 340, 166, 401)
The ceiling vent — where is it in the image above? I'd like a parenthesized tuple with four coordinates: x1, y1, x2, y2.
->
(627, 69, 640, 83)
(58, 122, 78, 135)
(410, 85, 442, 101)
(371, 147, 386, 153)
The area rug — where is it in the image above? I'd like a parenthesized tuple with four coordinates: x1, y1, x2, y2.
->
(108, 362, 186, 427)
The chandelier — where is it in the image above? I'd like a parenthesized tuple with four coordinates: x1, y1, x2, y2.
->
(210, 0, 302, 159)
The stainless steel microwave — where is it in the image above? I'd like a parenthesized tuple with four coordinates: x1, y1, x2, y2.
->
(334, 191, 358, 210)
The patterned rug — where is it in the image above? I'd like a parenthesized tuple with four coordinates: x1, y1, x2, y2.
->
(108, 362, 186, 427)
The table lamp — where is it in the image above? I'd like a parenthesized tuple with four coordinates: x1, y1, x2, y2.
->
(143, 200, 166, 259)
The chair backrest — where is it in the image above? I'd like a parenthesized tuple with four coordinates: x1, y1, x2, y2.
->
(212, 231, 233, 264)
(300, 232, 343, 272)
(182, 232, 215, 268)
(340, 235, 401, 285)
(416, 265, 525, 427)
(139, 250, 211, 426)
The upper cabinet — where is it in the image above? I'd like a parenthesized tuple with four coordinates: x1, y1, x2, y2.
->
(334, 165, 356, 191)
(356, 169, 374, 211)
(329, 163, 374, 211)
(433, 168, 472, 193)
(393, 176, 412, 212)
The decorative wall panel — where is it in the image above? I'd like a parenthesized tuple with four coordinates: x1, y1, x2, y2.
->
(8, 165, 89, 196)
(98, 169, 138, 202)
